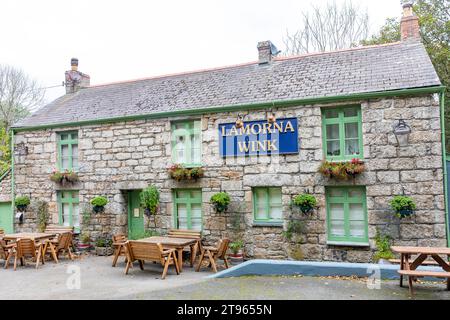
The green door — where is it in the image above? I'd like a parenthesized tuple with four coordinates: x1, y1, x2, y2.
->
(0, 202, 13, 233)
(128, 190, 144, 239)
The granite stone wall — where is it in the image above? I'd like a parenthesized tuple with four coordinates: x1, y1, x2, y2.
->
(12, 94, 447, 262)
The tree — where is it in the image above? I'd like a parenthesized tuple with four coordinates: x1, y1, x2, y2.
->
(0, 65, 45, 130)
(363, 0, 450, 152)
(283, 0, 369, 55)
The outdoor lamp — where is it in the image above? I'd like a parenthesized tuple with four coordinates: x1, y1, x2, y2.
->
(393, 119, 411, 146)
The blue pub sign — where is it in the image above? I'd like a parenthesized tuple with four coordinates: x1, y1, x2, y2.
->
(219, 117, 299, 157)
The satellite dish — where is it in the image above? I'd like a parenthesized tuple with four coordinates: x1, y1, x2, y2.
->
(270, 43, 281, 56)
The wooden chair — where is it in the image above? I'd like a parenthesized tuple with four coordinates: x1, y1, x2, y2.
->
(168, 229, 202, 266)
(43, 232, 75, 262)
(5, 238, 44, 270)
(1, 238, 15, 267)
(44, 225, 74, 239)
(112, 234, 128, 267)
(124, 241, 179, 279)
(196, 238, 230, 273)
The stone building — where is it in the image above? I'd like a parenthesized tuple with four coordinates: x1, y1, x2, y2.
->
(1, 3, 448, 262)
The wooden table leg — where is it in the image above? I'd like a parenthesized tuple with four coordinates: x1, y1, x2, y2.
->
(400, 253, 405, 287)
(47, 242, 59, 263)
(177, 248, 183, 272)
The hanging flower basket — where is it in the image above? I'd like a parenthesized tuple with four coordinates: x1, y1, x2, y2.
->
(292, 194, 317, 214)
(318, 158, 365, 181)
(390, 196, 416, 219)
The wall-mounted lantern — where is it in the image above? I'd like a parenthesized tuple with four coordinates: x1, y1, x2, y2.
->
(393, 119, 411, 146)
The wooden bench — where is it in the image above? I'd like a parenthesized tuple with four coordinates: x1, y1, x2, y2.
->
(398, 270, 450, 294)
(389, 259, 439, 266)
(167, 229, 202, 266)
(124, 241, 179, 279)
(44, 225, 74, 236)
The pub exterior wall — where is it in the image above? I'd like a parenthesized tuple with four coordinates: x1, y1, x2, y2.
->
(11, 94, 447, 262)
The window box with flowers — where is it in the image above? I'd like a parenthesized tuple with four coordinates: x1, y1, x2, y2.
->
(168, 164, 204, 181)
(318, 158, 365, 181)
(50, 169, 79, 185)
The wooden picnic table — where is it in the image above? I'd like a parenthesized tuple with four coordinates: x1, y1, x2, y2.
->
(3, 233, 55, 242)
(138, 236, 198, 272)
(392, 246, 450, 295)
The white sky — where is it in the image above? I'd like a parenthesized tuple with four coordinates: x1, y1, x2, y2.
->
(0, 0, 402, 104)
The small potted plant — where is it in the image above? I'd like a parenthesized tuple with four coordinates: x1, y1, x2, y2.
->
(77, 232, 91, 253)
(15, 196, 30, 212)
(90, 196, 108, 213)
(95, 237, 113, 256)
(210, 192, 231, 213)
(390, 195, 416, 219)
(228, 239, 244, 265)
(374, 230, 394, 264)
(292, 194, 317, 214)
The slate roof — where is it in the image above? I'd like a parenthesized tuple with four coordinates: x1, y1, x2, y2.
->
(14, 41, 441, 128)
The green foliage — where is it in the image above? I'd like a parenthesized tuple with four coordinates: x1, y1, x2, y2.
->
(33, 200, 49, 232)
(90, 196, 108, 207)
(283, 220, 304, 241)
(390, 195, 416, 218)
(140, 185, 160, 216)
(49, 170, 79, 184)
(95, 238, 112, 248)
(229, 239, 244, 254)
(374, 230, 395, 262)
(210, 192, 231, 213)
(0, 128, 11, 175)
(363, 0, 450, 152)
(292, 194, 317, 214)
(15, 195, 30, 209)
(80, 232, 91, 244)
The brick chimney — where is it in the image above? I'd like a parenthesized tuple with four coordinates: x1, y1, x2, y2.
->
(65, 58, 90, 94)
(400, 2, 421, 41)
(257, 41, 280, 64)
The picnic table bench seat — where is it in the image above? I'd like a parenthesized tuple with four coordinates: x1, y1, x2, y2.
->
(388, 258, 439, 266)
(167, 229, 202, 265)
(398, 269, 450, 278)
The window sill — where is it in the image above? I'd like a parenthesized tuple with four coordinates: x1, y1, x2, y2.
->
(252, 221, 283, 228)
(327, 241, 370, 247)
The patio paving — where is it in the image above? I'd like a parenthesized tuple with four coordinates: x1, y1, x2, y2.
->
(1, 255, 449, 300)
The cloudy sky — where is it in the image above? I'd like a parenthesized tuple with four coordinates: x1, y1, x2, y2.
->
(1, 0, 402, 103)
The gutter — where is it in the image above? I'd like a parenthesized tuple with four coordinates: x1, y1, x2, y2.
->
(12, 86, 445, 132)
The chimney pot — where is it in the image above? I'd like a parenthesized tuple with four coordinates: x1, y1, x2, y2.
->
(71, 58, 79, 71)
(400, 2, 420, 41)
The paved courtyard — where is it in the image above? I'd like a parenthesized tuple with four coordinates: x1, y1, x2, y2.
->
(1, 255, 449, 300)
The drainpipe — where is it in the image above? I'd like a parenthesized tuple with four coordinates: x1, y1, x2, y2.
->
(439, 90, 449, 247)
(10, 129, 15, 232)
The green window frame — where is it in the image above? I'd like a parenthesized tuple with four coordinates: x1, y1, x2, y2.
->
(173, 189, 203, 231)
(252, 187, 283, 223)
(326, 186, 368, 245)
(322, 106, 363, 161)
(57, 131, 79, 171)
(171, 120, 201, 167)
(57, 190, 80, 233)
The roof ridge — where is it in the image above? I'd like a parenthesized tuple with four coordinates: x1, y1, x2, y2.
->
(88, 60, 259, 89)
(274, 41, 403, 62)
(88, 41, 404, 89)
